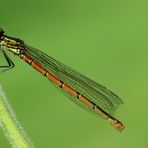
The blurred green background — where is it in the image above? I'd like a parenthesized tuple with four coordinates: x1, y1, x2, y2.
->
(0, 0, 148, 147)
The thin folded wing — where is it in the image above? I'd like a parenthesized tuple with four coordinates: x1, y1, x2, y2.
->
(24, 44, 123, 116)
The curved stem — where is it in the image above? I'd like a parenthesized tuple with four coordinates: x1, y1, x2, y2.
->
(0, 85, 34, 148)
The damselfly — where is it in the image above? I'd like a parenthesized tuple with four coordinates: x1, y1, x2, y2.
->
(0, 28, 125, 131)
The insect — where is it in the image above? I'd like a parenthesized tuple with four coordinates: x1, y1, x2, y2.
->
(0, 28, 124, 131)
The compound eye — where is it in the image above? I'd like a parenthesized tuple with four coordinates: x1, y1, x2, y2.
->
(0, 28, 4, 35)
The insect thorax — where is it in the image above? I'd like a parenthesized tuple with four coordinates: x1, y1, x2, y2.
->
(0, 35, 24, 55)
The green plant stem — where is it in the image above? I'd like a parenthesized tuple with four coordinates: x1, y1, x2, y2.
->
(0, 85, 34, 148)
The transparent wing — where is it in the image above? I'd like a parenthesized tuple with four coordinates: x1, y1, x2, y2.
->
(24, 44, 123, 116)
